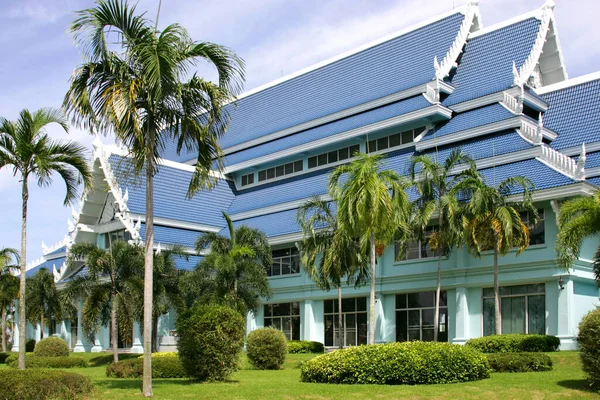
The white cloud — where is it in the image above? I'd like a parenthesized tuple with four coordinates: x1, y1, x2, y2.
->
(5, 0, 77, 23)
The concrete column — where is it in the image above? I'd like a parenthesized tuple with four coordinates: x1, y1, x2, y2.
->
(556, 277, 577, 350)
(378, 294, 396, 343)
(452, 287, 469, 344)
(303, 300, 324, 343)
(246, 311, 257, 336)
(131, 321, 144, 354)
(12, 301, 19, 352)
(73, 300, 86, 352)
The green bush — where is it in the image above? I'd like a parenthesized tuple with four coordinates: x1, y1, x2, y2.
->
(465, 334, 560, 353)
(0, 353, 14, 364)
(486, 352, 553, 372)
(288, 340, 324, 354)
(7, 354, 87, 369)
(246, 327, 287, 370)
(106, 357, 186, 378)
(300, 342, 490, 385)
(25, 339, 36, 353)
(578, 308, 600, 390)
(0, 369, 93, 400)
(176, 303, 245, 381)
(34, 337, 70, 357)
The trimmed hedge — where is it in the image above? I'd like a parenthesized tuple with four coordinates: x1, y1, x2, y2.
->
(487, 352, 553, 373)
(465, 334, 560, 353)
(106, 357, 186, 378)
(0, 369, 93, 400)
(300, 342, 490, 385)
(25, 339, 36, 353)
(34, 337, 70, 357)
(288, 340, 324, 354)
(578, 308, 600, 389)
(246, 327, 287, 370)
(177, 304, 245, 381)
(6, 354, 87, 369)
(0, 353, 13, 364)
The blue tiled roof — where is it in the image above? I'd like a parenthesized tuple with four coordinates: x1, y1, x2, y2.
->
(421, 103, 515, 141)
(27, 257, 66, 278)
(139, 223, 201, 249)
(58, 265, 89, 283)
(222, 96, 432, 167)
(542, 79, 600, 150)
(444, 18, 541, 106)
(586, 177, 600, 187)
(584, 151, 600, 169)
(46, 246, 66, 257)
(478, 159, 574, 191)
(174, 255, 202, 271)
(229, 208, 302, 238)
(109, 155, 235, 227)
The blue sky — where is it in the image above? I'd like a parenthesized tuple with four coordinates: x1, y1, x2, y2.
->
(0, 0, 598, 262)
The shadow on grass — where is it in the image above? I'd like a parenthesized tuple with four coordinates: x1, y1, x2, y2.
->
(556, 379, 596, 393)
(88, 354, 140, 367)
(94, 377, 241, 390)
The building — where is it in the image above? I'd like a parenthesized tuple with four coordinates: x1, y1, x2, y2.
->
(13, 0, 600, 352)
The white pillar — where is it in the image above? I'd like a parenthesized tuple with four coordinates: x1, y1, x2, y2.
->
(12, 301, 19, 352)
(131, 321, 144, 354)
(73, 300, 86, 352)
(557, 277, 577, 350)
(374, 294, 386, 343)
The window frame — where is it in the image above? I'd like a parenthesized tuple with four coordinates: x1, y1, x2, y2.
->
(323, 297, 368, 347)
(263, 302, 301, 341)
(395, 291, 448, 342)
(269, 247, 300, 277)
(257, 159, 304, 184)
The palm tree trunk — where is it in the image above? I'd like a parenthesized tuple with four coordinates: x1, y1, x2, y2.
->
(152, 316, 159, 353)
(434, 252, 442, 342)
(111, 294, 118, 363)
(494, 246, 501, 335)
(143, 153, 154, 397)
(2, 308, 6, 352)
(337, 286, 343, 349)
(18, 178, 28, 370)
(369, 232, 376, 345)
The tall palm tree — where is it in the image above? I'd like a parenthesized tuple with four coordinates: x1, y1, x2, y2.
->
(0, 108, 92, 369)
(64, 1, 244, 394)
(64, 240, 144, 362)
(26, 268, 61, 339)
(297, 196, 369, 348)
(462, 175, 536, 335)
(555, 189, 600, 282)
(194, 212, 272, 315)
(329, 153, 410, 344)
(409, 149, 477, 342)
(0, 248, 19, 352)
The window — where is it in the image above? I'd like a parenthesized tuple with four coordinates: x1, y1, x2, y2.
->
(70, 318, 78, 349)
(521, 209, 545, 245)
(269, 247, 300, 276)
(264, 302, 300, 340)
(308, 144, 360, 169)
(324, 297, 368, 347)
(50, 319, 57, 336)
(98, 230, 131, 249)
(366, 126, 425, 153)
(241, 173, 255, 187)
(258, 160, 303, 183)
(482, 284, 545, 336)
(395, 225, 439, 261)
(396, 291, 448, 342)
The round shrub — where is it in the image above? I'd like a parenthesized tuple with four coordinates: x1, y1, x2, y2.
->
(246, 327, 287, 370)
(300, 342, 490, 385)
(25, 339, 36, 353)
(106, 357, 186, 378)
(288, 340, 324, 354)
(34, 337, 70, 357)
(487, 352, 553, 372)
(0, 369, 93, 400)
(578, 308, 600, 389)
(465, 334, 560, 353)
(176, 303, 245, 381)
(7, 355, 87, 369)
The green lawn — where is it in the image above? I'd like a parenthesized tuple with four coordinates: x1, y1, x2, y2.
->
(3, 351, 600, 399)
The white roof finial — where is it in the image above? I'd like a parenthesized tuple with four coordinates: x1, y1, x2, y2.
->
(512, 61, 520, 86)
(155, 243, 162, 255)
(543, 0, 556, 11)
(92, 135, 103, 149)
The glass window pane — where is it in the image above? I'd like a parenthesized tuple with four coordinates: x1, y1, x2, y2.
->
(338, 147, 349, 160)
(291, 302, 300, 316)
(275, 165, 284, 177)
(284, 163, 294, 175)
(357, 312, 368, 345)
(483, 298, 495, 336)
(328, 151, 338, 163)
(342, 298, 356, 312)
(421, 328, 434, 342)
(258, 170, 267, 181)
(291, 317, 301, 340)
(356, 297, 367, 311)
(408, 310, 420, 330)
(396, 310, 408, 342)
(408, 329, 420, 341)
(290, 255, 299, 274)
(248, 174, 254, 184)
(318, 153, 328, 166)
(406, 241, 420, 260)
(396, 294, 407, 310)
(483, 288, 494, 297)
(528, 295, 545, 334)
(242, 175, 248, 186)
(408, 292, 434, 308)
(414, 126, 426, 135)
(389, 133, 401, 147)
(401, 130, 413, 144)
(501, 296, 526, 334)
(439, 291, 447, 307)
(422, 309, 434, 328)
(267, 168, 275, 179)
(308, 156, 317, 169)
(345, 314, 357, 346)
(367, 140, 377, 153)
(272, 259, 281, 276)
(281, 257, 291, 275)
(349, 145, 360, 157)
(324, 315, 334, 346)
(294, 160, 303, 172)
(324, 299, 333, 314)
(377, 137, 389, 151)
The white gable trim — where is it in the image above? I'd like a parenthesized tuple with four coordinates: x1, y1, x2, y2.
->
(535, 71, 600, 95)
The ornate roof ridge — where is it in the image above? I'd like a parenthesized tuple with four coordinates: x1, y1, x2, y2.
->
(536, 71, 600, 95)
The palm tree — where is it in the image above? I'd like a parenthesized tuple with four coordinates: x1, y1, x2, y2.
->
(194, 212, 272, 315)
(63, 1, 244, 394)
(329, 153, 410, 344)
(0, 248, 19, 352)
(26, 268, 61, 339)
(409, 149, 477, 342)
(462, 175, 536, 335)
(64, 240, 144, 363)
(555, 190, 600, 283)
(297, 196, 369, 348)
(0, 108, 92, 369)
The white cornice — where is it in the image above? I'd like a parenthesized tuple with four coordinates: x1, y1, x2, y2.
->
(449, 86, 548, 113)
(468, 7, 542, 39)
(224, 104, 451, 174)
(268, 232, 304, 246)
(585, 167, 600, 178)
(129, 214, 222, 233)
(535, 71, 600, 95)
(560, 141, 600, 157)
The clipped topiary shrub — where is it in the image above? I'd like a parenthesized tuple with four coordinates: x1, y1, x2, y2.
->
(246, 327, 287, 370)
(0, 353, 13, 364)
(34, 337, 70, 357)
(288, 340, 324, 354)
(0, 369, 93, 400)
(106, 357, 186, 378)
(7, 354, 87, 369)
(487, 352, 553, 372)
(465, 334, 560, 353)
(25, 339, 36, 353)
(176, 303, 245, 381)
(578, 308, 600, 390)
(301, 342, 490, 385)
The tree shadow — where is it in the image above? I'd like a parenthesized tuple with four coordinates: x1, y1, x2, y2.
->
(94, 377, 241, 390)
(556, 379, 595, 393)
(88, 353, 140, 366)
